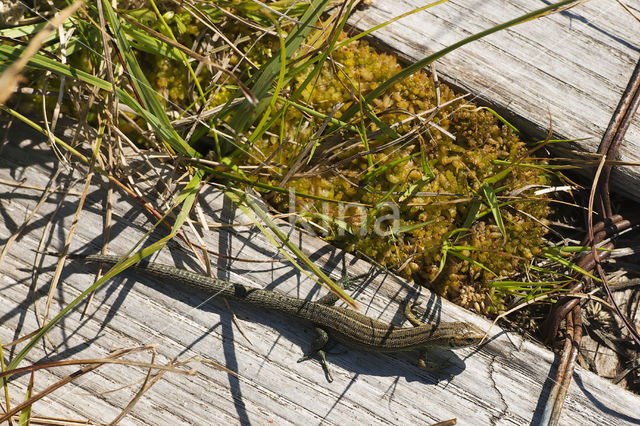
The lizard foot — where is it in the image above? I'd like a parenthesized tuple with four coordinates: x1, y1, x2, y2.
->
(298, 349, 333, 382)
(297, 326, 334, 381)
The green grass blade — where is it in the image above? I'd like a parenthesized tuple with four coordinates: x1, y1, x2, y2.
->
(228, 188, 357, 308)
(226, 0, 330, 134)
(364, 183, 398, 231)
(541, 248, 600, 282)
(4, 234, 177, 373)
(330, 0, 580, 130)
(478, 106, 520, 134)
(481, 183, 506, 241)
(18, 375, 33, 425)
(360, 152, 421, 186)
(249, 22, 288, 143)
(101, 0, 196, 157)
(0, 28, 197, 160)
(461, 199, 482, 231)
(303, 211, 355, 237)
(335, 0, 450, 49)
(0, 44, 110, 90)
(448, 250, 497, 277)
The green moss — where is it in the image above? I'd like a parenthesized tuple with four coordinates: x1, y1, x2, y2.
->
(59, 5, 550, 316)
(249, 37, 551, 315)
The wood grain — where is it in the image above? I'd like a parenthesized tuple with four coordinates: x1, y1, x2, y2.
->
(1, 120, 639, 424)
(348, 0, 640, 201)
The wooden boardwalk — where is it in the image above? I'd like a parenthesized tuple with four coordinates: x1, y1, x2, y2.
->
(2, 1, 640, 424)
(349, 0, 640, 201)
(2, 126, 639, 423)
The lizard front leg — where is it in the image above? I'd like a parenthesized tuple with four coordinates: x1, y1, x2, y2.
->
(297, 270, 357, 381)
(297, 327, 333, 381)
(298, 267, 367, 381)
(404, 301, 455, 376)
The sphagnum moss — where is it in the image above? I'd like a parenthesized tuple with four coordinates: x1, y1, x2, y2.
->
(135, 16, 550, 315)
(249, 37, 551, 315)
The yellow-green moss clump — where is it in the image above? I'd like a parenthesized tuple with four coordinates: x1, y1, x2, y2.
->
(130, 14, 550, 315)
(250, 38, 550, 315)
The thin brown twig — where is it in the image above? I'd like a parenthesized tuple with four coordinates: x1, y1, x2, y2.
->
(542, 53, 640, 425)
(0, 346, 184, 423)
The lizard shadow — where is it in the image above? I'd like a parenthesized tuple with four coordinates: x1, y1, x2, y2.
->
(4, 261, 473, 388)
(316, 341, 471, 383)
(55, 252, 475, 385)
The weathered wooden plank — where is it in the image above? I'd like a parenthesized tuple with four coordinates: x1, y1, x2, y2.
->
(348, 0, 640, 200)
(2, 120, 640, 424)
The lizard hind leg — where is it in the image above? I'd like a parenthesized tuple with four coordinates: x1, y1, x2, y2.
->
(403, 301, 426, 327)
(315, 269, 360, 307)
(316, 293, 340, 306)
(297, 327, 334, 381)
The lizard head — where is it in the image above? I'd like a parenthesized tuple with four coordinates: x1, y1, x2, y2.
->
(446, 322, 485, 348)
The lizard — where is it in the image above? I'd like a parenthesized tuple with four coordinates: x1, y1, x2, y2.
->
(73, 254, 484, 380)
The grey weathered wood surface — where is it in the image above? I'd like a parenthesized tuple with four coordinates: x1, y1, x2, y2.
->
(2, 120, 640, 424)
(349, 0, 640, 201)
